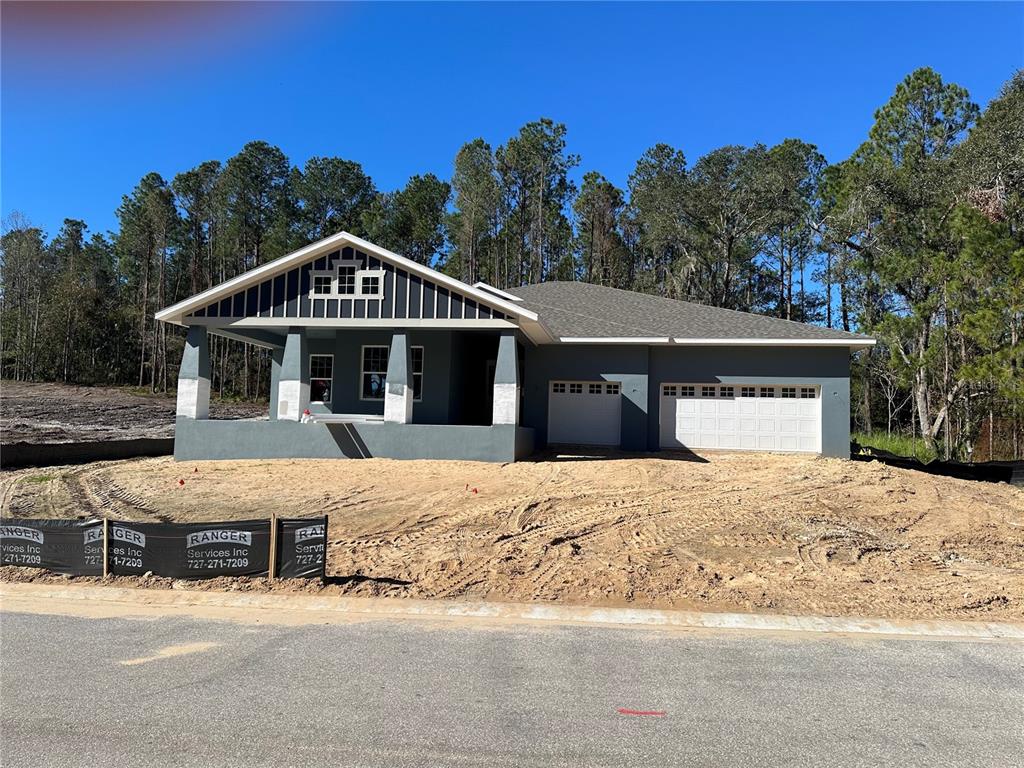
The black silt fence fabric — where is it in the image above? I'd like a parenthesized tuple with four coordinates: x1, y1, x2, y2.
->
(108, 520, 270, 579)
(0, 518, 104, 575)
(276, 517, 328, 579)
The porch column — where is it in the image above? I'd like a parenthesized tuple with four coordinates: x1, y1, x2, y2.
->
(176, 325, 210, 419)
(276, 328, 309, 421)
(492, 330, 519, 425)
(268, 347, 284, 421)
(384, 332, 413, 424)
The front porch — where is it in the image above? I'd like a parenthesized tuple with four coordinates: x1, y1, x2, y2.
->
(173, 324, 534, 462)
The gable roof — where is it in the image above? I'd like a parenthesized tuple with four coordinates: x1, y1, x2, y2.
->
(507, 281, 875, 347)
(155, 232, 538, 326)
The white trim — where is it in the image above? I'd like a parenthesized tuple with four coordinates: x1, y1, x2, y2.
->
(359, 344, 389, 402)
(186, 317, 517, 330)
(155, 231, 537, 324)
(473, 282, 523, 302)
(560, 337, 672, 344)
(411, 345, 424, 403)
(308, 270, 335, 300)
(335, 261, 359, 296)
(672, 337, 875, 347)
(309, 353, 334, 404)
(357, 269, 385, 299)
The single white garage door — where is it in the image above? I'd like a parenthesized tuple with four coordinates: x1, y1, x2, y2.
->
(660, 383, 821, 453)
(548, 381, 622, 446)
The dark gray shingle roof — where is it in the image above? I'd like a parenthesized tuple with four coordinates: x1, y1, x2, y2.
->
(506, 281, 872, 342)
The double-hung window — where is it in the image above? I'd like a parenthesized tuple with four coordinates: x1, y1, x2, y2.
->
(360, 345, 424, 401)
(361, 346, 389, 400)
(337, 265, 357, 295)
(310, 354, 333, 403)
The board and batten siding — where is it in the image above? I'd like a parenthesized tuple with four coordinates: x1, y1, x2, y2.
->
(187, 247, 507, 323)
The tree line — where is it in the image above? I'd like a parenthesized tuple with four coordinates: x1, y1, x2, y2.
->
(2, 67, 1021, 459)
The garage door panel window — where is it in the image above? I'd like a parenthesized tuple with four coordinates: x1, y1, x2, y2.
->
(801, 387, 817, 399)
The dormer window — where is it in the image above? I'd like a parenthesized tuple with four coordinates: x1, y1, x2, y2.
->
(310, 271, 334, 297)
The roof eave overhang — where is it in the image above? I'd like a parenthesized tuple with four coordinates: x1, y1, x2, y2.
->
(556, 336, 876, 349)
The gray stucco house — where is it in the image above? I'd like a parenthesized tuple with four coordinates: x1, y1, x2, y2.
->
(156, 232, 874, 462)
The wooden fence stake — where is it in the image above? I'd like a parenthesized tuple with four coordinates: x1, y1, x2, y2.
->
(267, 513, 278, 581)
(102, 518, 109, 578)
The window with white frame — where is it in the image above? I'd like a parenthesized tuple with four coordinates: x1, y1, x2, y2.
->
(310, 272, 333, 297)
(360, 346, 388, 400)
(337, 265, 356, 295)
(310, 355, 333, 403)
(358, 270, 384, 298)
(359, 345, 424, 401)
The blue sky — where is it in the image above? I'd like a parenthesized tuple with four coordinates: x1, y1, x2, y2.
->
(2, 1, 1022, 239)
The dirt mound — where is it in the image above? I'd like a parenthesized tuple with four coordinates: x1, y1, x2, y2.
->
(2, 452, 1022, 620)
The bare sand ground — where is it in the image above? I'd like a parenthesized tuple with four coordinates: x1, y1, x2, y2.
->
(0, 380, 264, 442)
(2, 451, 1022, 621)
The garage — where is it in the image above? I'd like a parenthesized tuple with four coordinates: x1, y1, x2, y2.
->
(660, 383, 821, 453)
(548, 380, 622, 446)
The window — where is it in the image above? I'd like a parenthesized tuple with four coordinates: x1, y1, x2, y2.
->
(589, 383, 602, 395)
(800, 387, 817, 399)
(681, 385, 695, 397)
(760, 387, 775, 398)
(310, 272, 333, 297)
(701, 385, 716, 397)
(741, 386, 756, 398)
(720, 386, 734, 398)
(663, 385, 677, 397)
(569, 383, 583, 394)
(552, 382, 566, 394)
(337, 265, 356, 295)
(360, 346, 389, 400)
(310, 355, 333, 403)
(781, 387, 797, 398)
(358, 270, 384, 298)
(606, 383, 620, 395)
(411, 346, 424, 401)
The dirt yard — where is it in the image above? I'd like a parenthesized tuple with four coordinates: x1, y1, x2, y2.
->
(0, 381, 265, 442)
(2, 451, 1022, 621)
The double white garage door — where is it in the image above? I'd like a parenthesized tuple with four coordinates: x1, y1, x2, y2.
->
(659, 383, 821, 453)
(548, 380, 822, 453)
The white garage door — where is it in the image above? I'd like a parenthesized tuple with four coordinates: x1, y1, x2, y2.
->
(660, 384, 821, 453)
(548, 381, 622, 446)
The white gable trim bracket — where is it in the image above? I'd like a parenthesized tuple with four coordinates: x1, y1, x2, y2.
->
(155, 232, 539, 327)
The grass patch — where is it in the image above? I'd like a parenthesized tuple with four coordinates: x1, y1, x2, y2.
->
(22, 474, 55, 484)
(853, 431, 938, 462)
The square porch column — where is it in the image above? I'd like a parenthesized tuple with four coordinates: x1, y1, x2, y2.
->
(276, 328, 309, 421)
(176, 325, 211, 419)
(492, 330, 519, 425)
(384, 332, 413, 424)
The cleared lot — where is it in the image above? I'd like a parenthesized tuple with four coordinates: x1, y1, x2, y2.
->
(2, 450, 1022, 621)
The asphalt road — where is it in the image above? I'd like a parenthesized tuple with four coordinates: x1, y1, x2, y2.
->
(1, 610, 1021, 767)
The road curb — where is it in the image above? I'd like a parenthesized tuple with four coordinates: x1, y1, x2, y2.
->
(2, 582, 1022, 640)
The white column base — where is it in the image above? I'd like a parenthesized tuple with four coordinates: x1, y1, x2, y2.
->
(384, 384, 413, 424)
(176, 378, 210, 419)
(277, 379, 310, 421)
(492, 382, 519, 425)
